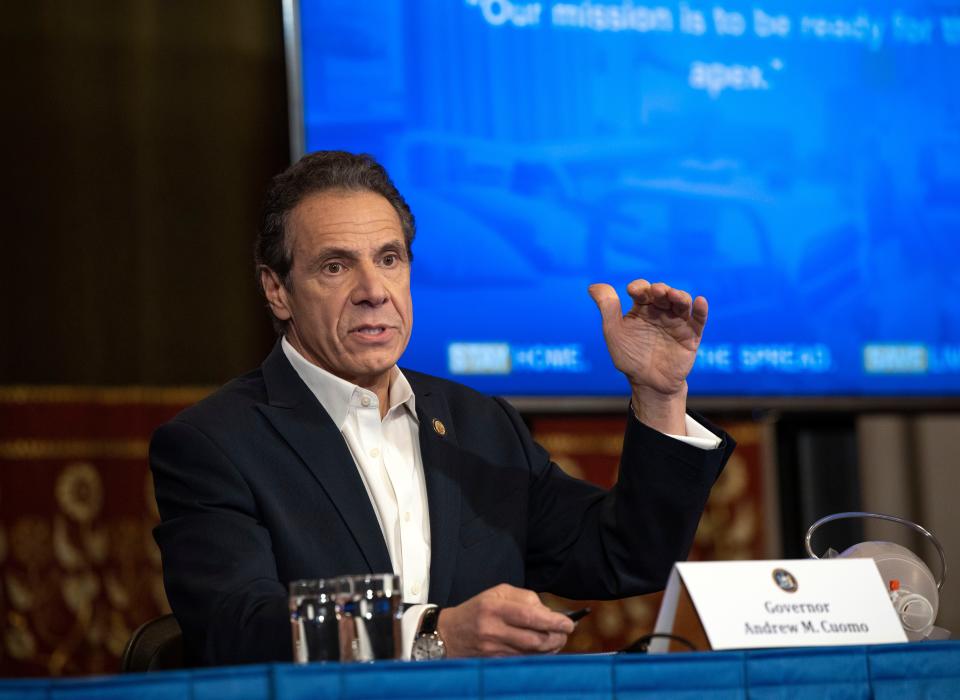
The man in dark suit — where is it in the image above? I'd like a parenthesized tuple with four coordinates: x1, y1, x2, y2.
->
(151, 151, 734, 666)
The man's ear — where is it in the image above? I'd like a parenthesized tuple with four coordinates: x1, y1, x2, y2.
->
(259, 266, 293, 322)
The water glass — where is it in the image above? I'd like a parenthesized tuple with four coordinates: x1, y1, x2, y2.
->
(337, 573, 403, 661)
(289, 578, 343, 663)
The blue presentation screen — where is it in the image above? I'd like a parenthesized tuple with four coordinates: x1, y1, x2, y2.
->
(295, 1, 960, 398)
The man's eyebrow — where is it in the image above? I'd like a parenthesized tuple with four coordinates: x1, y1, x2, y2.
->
(376, 240, 408, 256)
(304, 247, 359, 273)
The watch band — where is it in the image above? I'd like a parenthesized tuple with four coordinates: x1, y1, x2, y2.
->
(418, 606, 441, 636)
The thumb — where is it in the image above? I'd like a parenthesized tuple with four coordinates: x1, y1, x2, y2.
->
(588, 283, 623, 332)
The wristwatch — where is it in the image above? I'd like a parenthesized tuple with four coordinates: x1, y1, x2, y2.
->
(411, 606, 446, 660)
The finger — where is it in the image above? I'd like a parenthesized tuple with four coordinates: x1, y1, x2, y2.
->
(484, 585, 571, 632)
(496, 627, 569, 655)
(478, 633, 567, 657)
(692, 295, 709, 331)
(498, 599, 574, 634)
(471, 608, 567, 656)
(646, 282, 673, 310)
(490, 583, 540, 604)
(667, 288, 693, 317)
(489, 584, 548, 615)
(482, 611, 569, 655)
(477, 587, 573, 633)
(588, 283, 623, 331)
(625, 278, 652, 305)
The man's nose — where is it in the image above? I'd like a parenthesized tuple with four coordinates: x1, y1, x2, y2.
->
(350, 260, 389, 306)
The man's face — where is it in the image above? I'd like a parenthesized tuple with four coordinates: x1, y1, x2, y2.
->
(262, 189, 413, 389)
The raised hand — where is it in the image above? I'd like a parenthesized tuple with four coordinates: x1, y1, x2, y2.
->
(589, 279, 708, 433)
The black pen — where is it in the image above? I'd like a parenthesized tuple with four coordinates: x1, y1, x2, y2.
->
(565, 607, 591, 623)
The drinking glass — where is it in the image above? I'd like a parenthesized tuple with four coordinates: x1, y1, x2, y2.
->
(289, 578, 343, 663)
(337, 573, 403, 661)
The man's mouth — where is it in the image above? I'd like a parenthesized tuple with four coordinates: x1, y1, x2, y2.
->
(349, 324, 395, 341)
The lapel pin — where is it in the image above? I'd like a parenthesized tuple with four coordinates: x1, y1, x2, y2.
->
(432, 418, 446, 436)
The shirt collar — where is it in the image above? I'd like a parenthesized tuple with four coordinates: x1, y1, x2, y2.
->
(280, 336, 417, 429)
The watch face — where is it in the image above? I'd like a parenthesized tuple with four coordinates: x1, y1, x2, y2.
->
(412, 634, 445, 661)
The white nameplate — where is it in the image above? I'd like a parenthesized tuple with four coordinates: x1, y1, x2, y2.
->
(651, 559, 908, 652)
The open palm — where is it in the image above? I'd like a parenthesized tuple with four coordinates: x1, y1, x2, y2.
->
(589, 279, 707, 396)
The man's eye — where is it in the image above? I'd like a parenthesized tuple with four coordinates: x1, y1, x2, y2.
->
(324, 262, 344, 274)
(382, 254, 397, 267)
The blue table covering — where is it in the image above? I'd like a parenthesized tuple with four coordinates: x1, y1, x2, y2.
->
(2, 642, 958, 699)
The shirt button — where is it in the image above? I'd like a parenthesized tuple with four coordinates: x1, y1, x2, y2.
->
(360, 396, 371, 407)
(411, 583, 421, 596)
(369, 448, 380, 459)
(403, 511, 411, 522)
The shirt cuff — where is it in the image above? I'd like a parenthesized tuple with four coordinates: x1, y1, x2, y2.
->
(400, 603, 435, 660)
(665, 414, 722, 450)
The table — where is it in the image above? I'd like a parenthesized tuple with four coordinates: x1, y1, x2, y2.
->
(2, 642, 958, 699)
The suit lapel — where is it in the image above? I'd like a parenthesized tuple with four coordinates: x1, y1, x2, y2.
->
(257, 342, 393, 575)
(410, 378, 462, 607)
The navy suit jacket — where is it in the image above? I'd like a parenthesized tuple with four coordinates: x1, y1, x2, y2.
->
(151, 342, 735, 666)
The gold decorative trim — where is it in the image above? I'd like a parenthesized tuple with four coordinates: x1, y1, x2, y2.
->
(0, 385, 214, 405)
(535, 433, 624, 456)
(724, 423, 760, 444)
(0, 440, 150, 461)
(536, 421, 759, 455)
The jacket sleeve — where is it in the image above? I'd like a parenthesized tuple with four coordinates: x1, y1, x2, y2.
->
(492, 398, 735, 598)
(150, 419, 291, 665)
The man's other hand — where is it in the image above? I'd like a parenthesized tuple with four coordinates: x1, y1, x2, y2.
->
(589, 279, 707, 434)
(436, 584, 574, 657)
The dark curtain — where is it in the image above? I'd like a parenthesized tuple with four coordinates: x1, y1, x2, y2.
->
(2, 0, 288, 385)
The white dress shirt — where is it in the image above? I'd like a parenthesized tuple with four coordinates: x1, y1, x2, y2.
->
(281, 336, 720, 656)
(282, 337, 432, 600)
